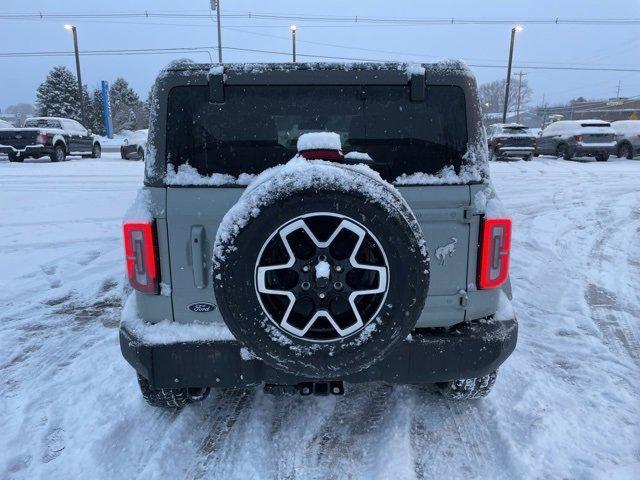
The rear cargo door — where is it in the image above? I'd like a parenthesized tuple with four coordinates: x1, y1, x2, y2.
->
(166, 187, 243, 324)
(399, 186, 471, 327)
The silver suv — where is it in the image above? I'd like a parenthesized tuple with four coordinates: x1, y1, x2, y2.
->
(535, 119, 616, 161)
(119, 62, 517, 408)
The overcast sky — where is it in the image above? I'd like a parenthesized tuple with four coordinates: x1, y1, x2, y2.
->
(1, 0, 639, 112)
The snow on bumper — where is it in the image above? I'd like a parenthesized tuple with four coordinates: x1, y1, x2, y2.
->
(119, 314, 518, 389)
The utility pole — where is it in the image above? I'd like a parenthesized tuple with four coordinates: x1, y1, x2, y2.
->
(616, 80, 621, 99)
(64, 24, 85, 125)
(211, 0, 222, 62)
(502, 25, 523, 123)
(515, 71, 527, 123)
(290, 25, 297, 62)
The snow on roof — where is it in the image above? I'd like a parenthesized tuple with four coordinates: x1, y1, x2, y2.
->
(611, 120, 640, 135)
(26, 117, 68, 121)
(164, 59, 471, 77)
(553, 119, 610, 126)
(297, 132, 342, 152)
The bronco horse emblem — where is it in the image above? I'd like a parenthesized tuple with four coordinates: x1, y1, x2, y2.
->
(435, 237, 458, 266)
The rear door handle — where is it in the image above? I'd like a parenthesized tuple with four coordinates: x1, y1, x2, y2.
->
(191, 225, 206, 288)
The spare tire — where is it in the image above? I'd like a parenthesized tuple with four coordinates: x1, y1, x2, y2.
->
(213, 160, 429, 378)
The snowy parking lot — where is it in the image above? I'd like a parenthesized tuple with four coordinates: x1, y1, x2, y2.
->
(1, 153, 639, 479)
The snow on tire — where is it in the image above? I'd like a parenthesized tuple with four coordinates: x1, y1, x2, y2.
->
(213, 159, 430, 378)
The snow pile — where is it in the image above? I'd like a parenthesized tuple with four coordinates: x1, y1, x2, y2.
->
(123, 188, 153, 221)
(166, 163, 255, 186)
(297, 132, 342, 152)
(344, 151, 373, 162)
(474, 183, 509, 217)
(395, 165, 482, 185)
(209, 64, 224, 76)
(213, 155, 427, 265)
(494, 290, 515, 321)
(120, 295, 235, 344)
(404, 63, 426, 78)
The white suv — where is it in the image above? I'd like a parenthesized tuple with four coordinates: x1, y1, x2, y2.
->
(536, 119, 616, 161)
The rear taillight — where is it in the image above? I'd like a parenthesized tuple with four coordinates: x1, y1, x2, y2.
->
(123, 221, 159, 294)
(574, 134, 583, 142)
(478, 218, 512, 289)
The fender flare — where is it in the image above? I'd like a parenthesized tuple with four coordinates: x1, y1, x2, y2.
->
(52, 135, 66, 151)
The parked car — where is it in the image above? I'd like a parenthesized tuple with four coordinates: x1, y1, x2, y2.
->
(120, 129, 148, 160)
(612, 120, 639, 159)
(120, 62, 517, 408)
(535, 119, 615, 161)
(487, 123, 536, 161)
(0, 117, 101, 162)
(0, 119, 14, 129)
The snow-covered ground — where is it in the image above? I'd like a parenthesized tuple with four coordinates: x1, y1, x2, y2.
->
(1, 154, 639, 479)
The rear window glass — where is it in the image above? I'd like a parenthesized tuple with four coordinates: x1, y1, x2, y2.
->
(581, 122, 610, 128)
(165, 85, 468, 182)
(24, 119, 62, 128)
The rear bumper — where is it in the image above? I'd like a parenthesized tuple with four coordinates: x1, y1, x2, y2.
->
(497, 147, 534, 157)
(120, 316, 518, 389)
(0, 144, 50, 156)
(573, 143, 616, 156)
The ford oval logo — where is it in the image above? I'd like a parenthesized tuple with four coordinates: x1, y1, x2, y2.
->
(15, 134, 22, 139)
(188, 302, 216, 313)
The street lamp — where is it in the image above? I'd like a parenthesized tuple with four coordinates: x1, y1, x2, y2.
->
(502, 25, 523, 123)
(290, 24, 297, 63)
(64, 24, 85, 125)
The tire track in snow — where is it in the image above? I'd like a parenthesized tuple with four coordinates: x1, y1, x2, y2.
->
(409, 391, 509, 479)
(584, 197, 640, 365)
(295, 383, 395, 479)
(187, 388, 256, 479)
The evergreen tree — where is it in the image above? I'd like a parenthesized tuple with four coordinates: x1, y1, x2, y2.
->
(36, 66, 82, 120)
(86, 87, 105, 135)
(110, 78, 142, 132)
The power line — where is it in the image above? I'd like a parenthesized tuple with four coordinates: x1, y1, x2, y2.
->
(1, 45, 638, 73)
(220, 25, 640, 69)
(0, 45, 639, 73)
(1, 11, 639, 25)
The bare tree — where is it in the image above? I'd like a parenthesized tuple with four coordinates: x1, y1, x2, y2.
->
(479, 78, 532, 116)
(5, 103, 36, 126)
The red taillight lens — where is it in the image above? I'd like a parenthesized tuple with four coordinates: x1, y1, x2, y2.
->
(574, 134, 583, 142)
(478, 218, 512, 289)
(123, 221, 159, 294)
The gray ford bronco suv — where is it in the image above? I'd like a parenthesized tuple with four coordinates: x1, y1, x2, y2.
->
(119, 61, 517, 408)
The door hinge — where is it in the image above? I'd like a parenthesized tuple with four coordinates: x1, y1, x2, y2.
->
(457, 207, 474, 223)
(458, 290, 469, 307)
